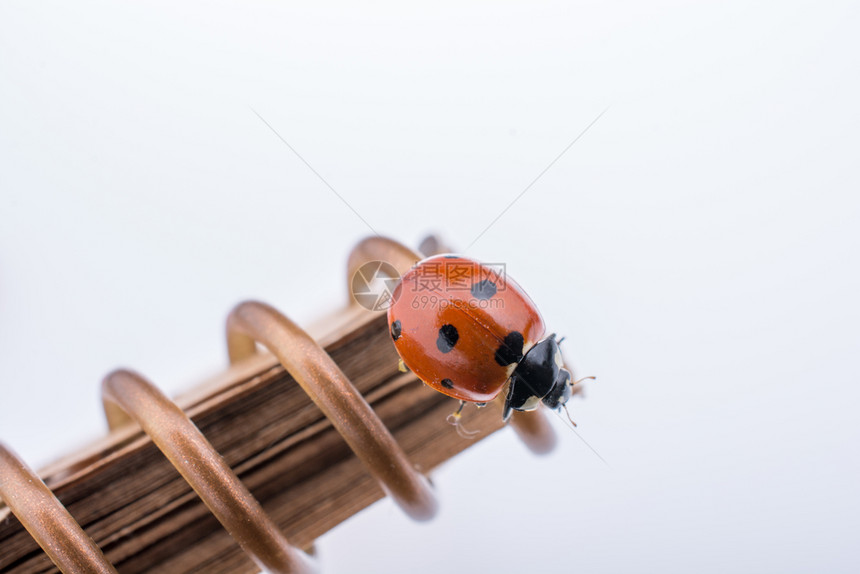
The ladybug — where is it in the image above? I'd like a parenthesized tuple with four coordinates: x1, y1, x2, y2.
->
(387, 254, 578, 426)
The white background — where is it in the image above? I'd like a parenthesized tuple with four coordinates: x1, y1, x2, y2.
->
(1, 2, 859, 573)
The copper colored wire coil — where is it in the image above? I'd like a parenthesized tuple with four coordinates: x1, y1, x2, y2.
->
(0, 443, 117, 574)
(102, 370, 316, 574)
(226, 300, 438, 521)
(0, 235, 557, 573)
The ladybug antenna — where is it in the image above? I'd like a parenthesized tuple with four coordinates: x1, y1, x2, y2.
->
(561, 403, 578, 427)
(557, 336, 566, 345)
(447, 401, 480, 440)
(573, 375, 596, 386)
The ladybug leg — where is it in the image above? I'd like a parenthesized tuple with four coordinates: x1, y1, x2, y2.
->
(502, 400, 514, 422)
(446, 401, 480, 439)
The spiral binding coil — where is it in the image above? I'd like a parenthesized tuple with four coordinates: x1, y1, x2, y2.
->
(0, 236, 553, 573)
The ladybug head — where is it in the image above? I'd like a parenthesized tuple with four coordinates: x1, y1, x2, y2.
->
(541, 367, 573, 410)
(502, 334, 575, 421)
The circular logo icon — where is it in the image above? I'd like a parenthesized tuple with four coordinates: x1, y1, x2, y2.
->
(351, 260, 402, 311)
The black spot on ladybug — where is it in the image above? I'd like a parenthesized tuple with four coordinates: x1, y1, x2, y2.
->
(436, 324, 459, 353)
(390, 320, 401, 341)
(440, 378, 454, 389)
(494, 331, 525, 366)
(471, 279, 497, 300)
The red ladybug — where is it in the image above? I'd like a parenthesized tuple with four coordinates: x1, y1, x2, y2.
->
(387, 254, 576, 423)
